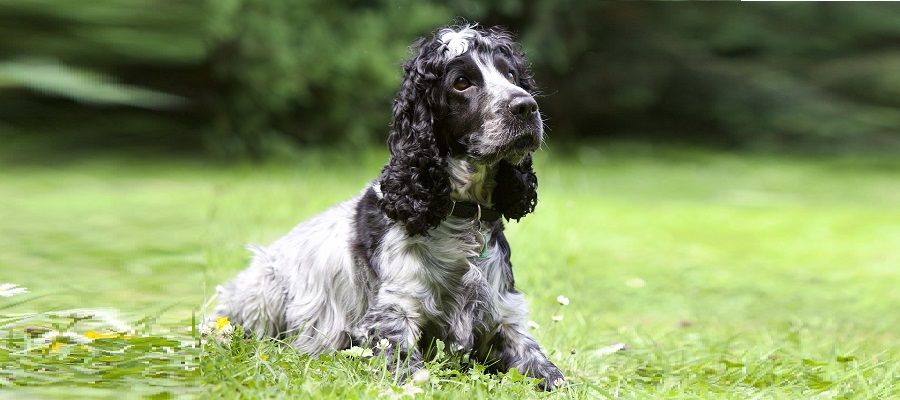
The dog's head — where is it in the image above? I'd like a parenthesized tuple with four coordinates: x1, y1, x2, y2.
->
(379, 25, 541, 236)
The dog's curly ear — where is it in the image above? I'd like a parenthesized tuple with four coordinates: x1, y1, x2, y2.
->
(379, 39, 452, 236)
(493, 154, 538, 222)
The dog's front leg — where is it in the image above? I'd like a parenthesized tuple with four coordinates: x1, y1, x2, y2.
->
(482, 291, 565, 391)
(357, 291, 425, 383)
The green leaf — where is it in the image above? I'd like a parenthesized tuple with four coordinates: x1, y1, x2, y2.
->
(836, 355, 858, 363)
(341, 346, 373, 358)
(802, 358, 828, 367)
(0, 59, 184, 109)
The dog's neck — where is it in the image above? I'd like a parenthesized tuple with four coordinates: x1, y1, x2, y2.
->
(446, 157, 497, 207)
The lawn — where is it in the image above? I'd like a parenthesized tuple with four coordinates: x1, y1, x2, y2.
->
(1, 143, 898, 398)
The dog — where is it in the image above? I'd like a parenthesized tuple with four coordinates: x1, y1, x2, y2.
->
(212, 24, 564, 390)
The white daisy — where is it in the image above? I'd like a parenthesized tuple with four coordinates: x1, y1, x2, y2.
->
(0, 283, 28, 297)
(218, 323, 234, 337)
(37, 330, 92, 346)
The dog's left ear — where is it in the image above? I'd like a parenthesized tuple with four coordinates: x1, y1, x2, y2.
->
(378, 37, 452, 236)
(493, 153, 538, 222)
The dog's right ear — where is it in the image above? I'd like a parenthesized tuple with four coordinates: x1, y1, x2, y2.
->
(379, 38, 452, 237)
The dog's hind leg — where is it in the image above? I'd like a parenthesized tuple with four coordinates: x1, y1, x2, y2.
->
(211, 245, 287, 339)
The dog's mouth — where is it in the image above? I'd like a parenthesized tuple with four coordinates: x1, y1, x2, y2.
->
(506, 132, 542, 152)
(484, 131, 542, 165)
(467, 130, 542, 164)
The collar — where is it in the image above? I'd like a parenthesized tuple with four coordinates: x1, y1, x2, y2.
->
(449, 201, 501, 223)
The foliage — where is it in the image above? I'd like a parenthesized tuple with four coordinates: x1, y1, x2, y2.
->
(1, 2, 899, 154)
(512, 3, 900, 149)
(205, 0, 449, 156)
(0, 0, 205, 151)
(1, 145, 899, 397)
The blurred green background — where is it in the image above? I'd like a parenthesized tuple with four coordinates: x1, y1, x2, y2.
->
(2, 1, 899, 158)
(1, 3, 899, 396)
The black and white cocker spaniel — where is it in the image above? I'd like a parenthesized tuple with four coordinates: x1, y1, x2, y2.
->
(212, 24, 564, 390)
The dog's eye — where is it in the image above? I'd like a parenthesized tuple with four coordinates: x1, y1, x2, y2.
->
(506, 70, 515, 82)
(453, 76, 472, 91)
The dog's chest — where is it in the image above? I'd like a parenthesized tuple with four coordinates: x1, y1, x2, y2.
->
(416, 223, 506, 342)
(419, 220, 497, 291)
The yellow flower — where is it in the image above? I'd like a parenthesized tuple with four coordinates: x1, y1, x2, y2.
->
(216, 317, 230, 331)
(84, 330, 125, 340)
(260, 354, 268, 361)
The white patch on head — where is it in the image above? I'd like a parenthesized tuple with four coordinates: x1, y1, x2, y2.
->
(439, 28, 476, 58)
(472, 54, 530, 105)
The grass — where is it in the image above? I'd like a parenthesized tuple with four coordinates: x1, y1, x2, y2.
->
(0, 143, 898, 398)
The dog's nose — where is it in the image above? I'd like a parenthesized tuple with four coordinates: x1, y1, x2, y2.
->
(508, 95, 538, 118)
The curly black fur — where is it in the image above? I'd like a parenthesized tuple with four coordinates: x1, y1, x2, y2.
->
(493, 154, 538, 221)
(378, 38, 453, 236)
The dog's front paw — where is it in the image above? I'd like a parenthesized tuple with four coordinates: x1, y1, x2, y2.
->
(535, 364, 566, 391)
